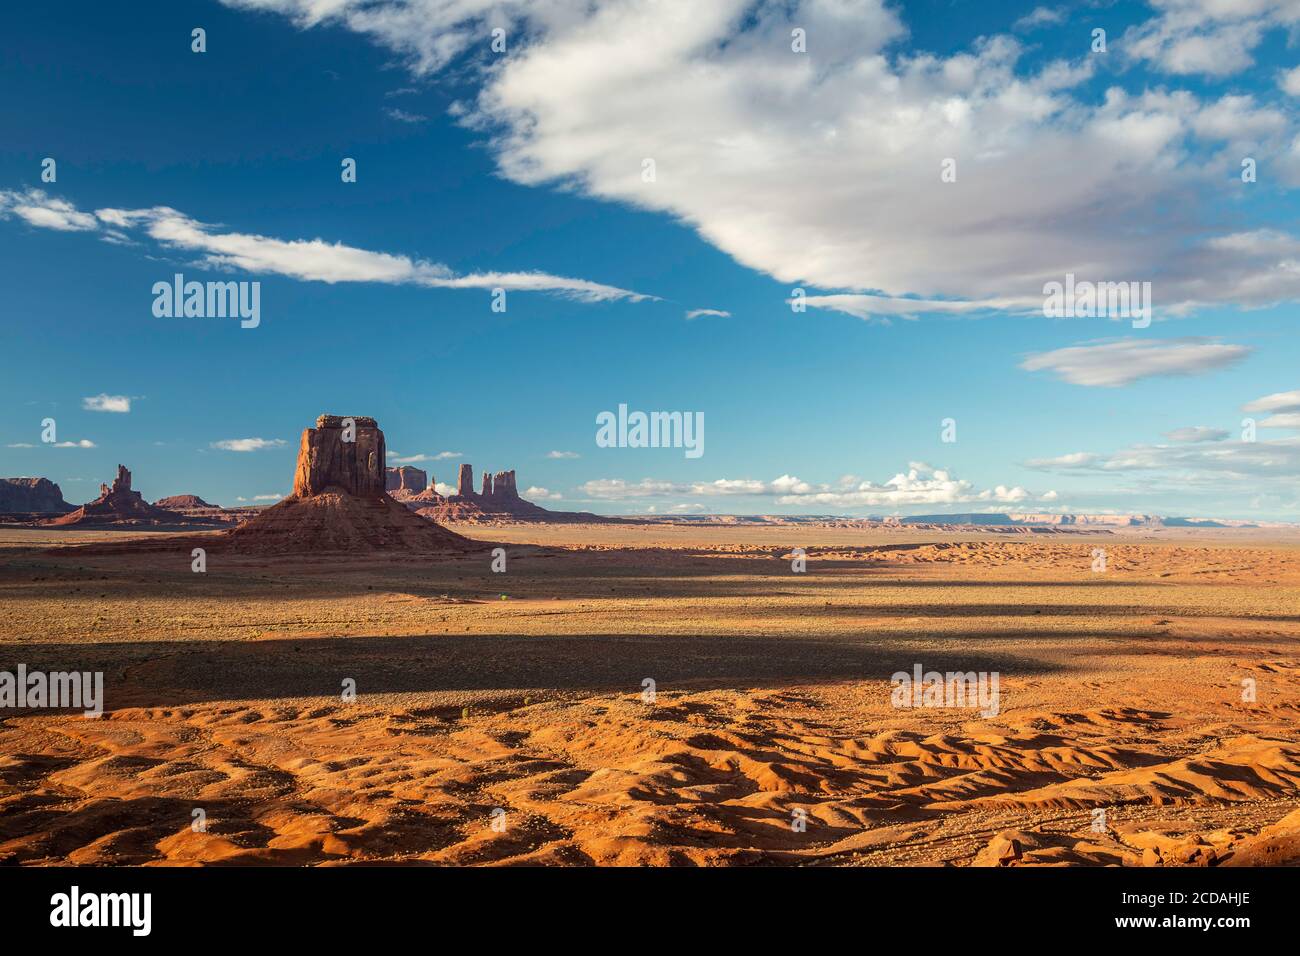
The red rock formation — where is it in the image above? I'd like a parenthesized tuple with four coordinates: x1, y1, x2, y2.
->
(385, 465, 428, 499)
(293, 415, 386, 498)
(155, 494, 215, 509)
(226, 414, 471, 554)
(0, 477, 73, 514)
(49, 465, 218, 527)
(492, 470, 518, 499)
(406, 463, 618, 524)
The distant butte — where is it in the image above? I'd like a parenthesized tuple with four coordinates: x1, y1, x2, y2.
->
(399, 461, 622, 525)
(0, 476, 73, 515)
(385, 465, 428, 500)
(154, 494, 216, 510)
(48, 466, 222, 528)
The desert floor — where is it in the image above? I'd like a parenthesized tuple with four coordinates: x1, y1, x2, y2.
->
(1, 523, 1299, 866)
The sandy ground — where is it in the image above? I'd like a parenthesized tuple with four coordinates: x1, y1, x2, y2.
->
(1, 523, 1299, 866)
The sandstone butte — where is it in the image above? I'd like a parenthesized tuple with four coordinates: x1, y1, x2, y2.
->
(154, 494, 217, 510)
(47, 465, 215, 528)
(393, 462, 617, 525)
(223, 415, 472, 554)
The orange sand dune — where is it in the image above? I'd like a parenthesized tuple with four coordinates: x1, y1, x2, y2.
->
(1, 526, 1299, 866)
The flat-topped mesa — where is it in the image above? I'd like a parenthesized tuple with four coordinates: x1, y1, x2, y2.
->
(385, 465, 428, 497)
(456, 463, 474, 498)
(292, 415, 386, 498)
(492, 470, 518, 499)
(480, 472, 493, 496)
(0, 476, 74, 514)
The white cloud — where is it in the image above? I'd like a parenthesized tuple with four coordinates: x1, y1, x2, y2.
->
(433, 481, 457, 496)
(0, 189, 97, 231)
(5, 443, 35, 448)
(685, 308, 731, 319)
(1020, 338, 1251, 387)
(546, 450, 580, 458)
(212, 1, 1300, 317)
(1164, 425, 1229, 442)
(1024, 451, 1100, 469)
(384, 107, 427, 123)
(1242, 388, 1300, 414)
(0, 188, 650, 304)
(1282, 65, 1300, 96)
(81, 394, 131, 413)
(52, 440, 96, 449)
(1259, 412, 1300, 429)
(524, 485, 561, 499)
(1124, 0, 1300, 77)
(578, 465, 1048, 508)
(211, 438, 287, 452)
(1026, 436, 1300, 480)
(97, 203, 651, 302)
(389, 450, 461, 463)
(1014, 6, 1065, 31)
(236, 493, 285, 502)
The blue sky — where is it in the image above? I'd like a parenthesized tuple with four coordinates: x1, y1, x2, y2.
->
(2, 0, 1299, 518)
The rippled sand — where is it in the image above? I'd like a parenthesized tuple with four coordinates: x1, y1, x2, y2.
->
(2, 524, 1298, 866)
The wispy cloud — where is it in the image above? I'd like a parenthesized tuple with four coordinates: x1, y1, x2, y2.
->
(1123, 0, 1300, 77)
(0, 189, 96, 231)
(0, 188, 653, 304)
(685, 308, 730, 320)
(1020, 338, 1252, 387)
(1242, 389, 1300, 414)
(1164, 426, 1229, 443)
(211, 438, 287, 452)
(1013, 6, 1065, 32)
(81, 393, 132, 413)
(388, 450, 461, 463)
(546, 450, 580, 459)
(1027, 389, 1300, 491)
(384, 107, 427, 123)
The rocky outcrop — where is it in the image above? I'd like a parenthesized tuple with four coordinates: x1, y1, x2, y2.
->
(385, 465, 428, 499)
(155, 494, 215, 510)
(292, 415, 386, 498)
(0, 477, 73, 514)
(226, 414, 472, 554)
(491, 470, 517, 499)
(407, 463, 616, 524)
(49, 465, 219, 527)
